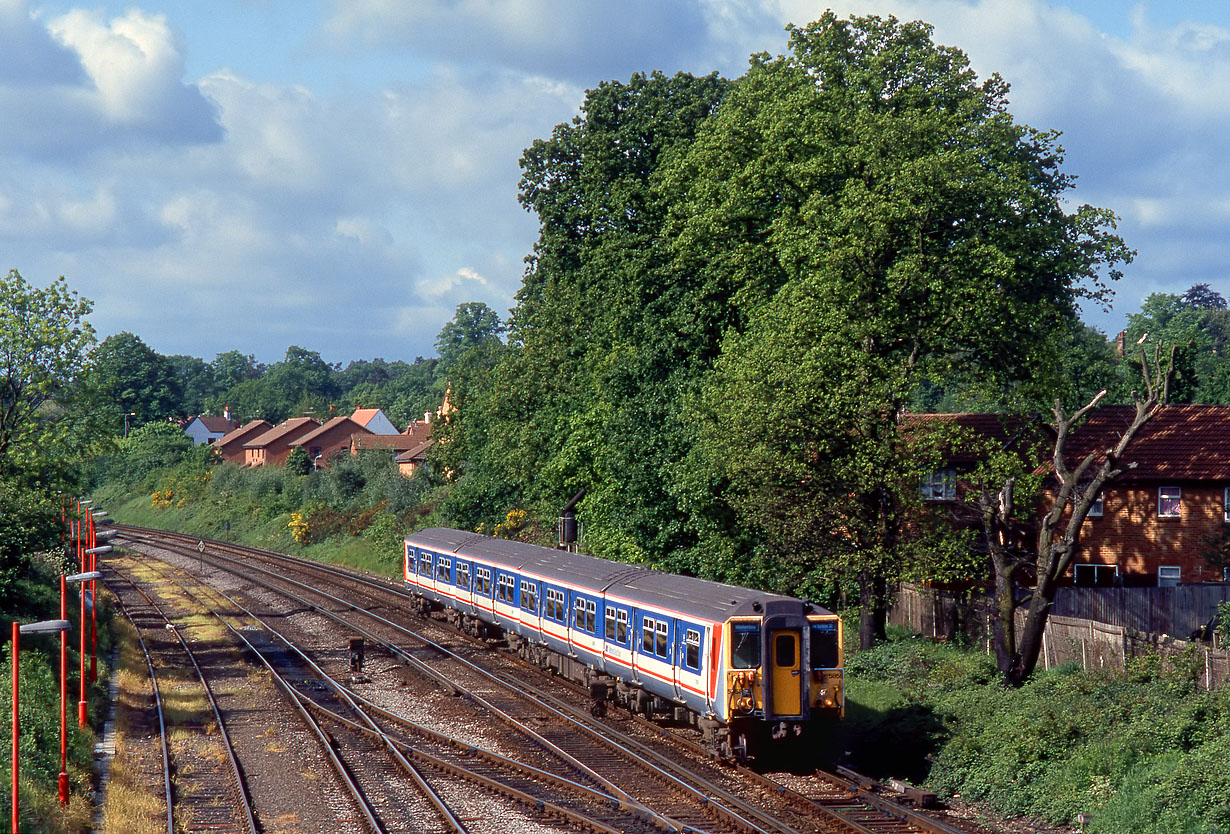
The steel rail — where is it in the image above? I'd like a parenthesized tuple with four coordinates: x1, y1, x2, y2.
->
(106, 582, 174, 834)
(106, 568, 259, 834)
(107, 561, 390, 834)
(137, 555, 690, 834)
(117, 527, 663, 818)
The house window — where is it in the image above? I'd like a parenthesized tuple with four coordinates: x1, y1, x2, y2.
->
(1224, 487, 1230, 523)
(1158, 565, 1181, 587)
(920, 468, 956, 501)
(1074, 564, 1116, 587)
(1158, 486, 1181, 518)
(1088, 495, 1103, 518)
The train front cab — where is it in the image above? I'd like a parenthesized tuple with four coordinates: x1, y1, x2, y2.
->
(723, 610, 843, 758)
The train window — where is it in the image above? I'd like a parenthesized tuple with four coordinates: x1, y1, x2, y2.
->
(605, 607, 617, 641)
(418, 551, 431, 576)
(731, 624, 761, 670)
(775, 634, 796, 667)
(545, 588, 565, 622)
(456, 563, 471, 591)
(617, 610, 628, 644)
(810, 622, 840, 669)
(685, 629, 701, 671)
(436, 558, 450, 582)
(642, 618, 654, 653)
(520, 580, 538, 613)
(655, 621, 669, 659)
(574, 598, 596, 633)
(476, 567, 492, 596)
(497, 574, 515, 604)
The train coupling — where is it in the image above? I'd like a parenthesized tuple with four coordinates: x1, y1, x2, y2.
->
(771, 721, 804, 740)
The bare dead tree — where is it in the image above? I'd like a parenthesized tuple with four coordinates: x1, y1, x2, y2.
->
(979, 341, 1175, 686)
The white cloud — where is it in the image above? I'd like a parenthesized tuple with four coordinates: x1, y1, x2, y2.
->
(417, 266, 489, 300)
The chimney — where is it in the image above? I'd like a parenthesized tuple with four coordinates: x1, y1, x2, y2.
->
(224, 405, 231, 422)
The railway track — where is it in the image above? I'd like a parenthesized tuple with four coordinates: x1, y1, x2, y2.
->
(109, 524, 982, 834)
(108, 545, 722, 832)
(108, 561, 259, 833)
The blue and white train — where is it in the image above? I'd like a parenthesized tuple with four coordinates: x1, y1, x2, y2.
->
(403, 527, 844, 759)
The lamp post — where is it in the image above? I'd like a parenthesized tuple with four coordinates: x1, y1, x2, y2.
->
(87, 514, 108, 683)
(11, 619, 71, 833)
(123, 412, 136, 438)
(79, 548, 110, 717)
(59, 573, 97, 805)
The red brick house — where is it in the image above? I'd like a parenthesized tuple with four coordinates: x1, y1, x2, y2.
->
(214, 420, 273, 465)
(290, 417, 372, 468)
(914, 406, 1230, 588)
(1060, 405, 1230, 587)
(244, 417, 320, 467)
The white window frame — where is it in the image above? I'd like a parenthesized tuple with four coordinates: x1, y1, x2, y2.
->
(1224, 486, 1230, 523)
(1158, 565, 1181, 587)
(1074, 563, 1116, 587)
(1088, 494, 1103, 518)
(1158, 486, 1181, 518)
(920, 468, 956, 501)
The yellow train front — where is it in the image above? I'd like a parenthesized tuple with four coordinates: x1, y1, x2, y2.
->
(712, 602, 844, 760)
(402, 528, 843, 763)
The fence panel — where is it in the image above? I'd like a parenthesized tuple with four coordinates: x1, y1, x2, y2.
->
(890, 583, 1230, 689)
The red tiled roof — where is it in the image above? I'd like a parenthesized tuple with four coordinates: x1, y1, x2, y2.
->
(290, 416, 371, 447)
(217, 420, 272, 448)
(394, 440, 434, 463)
(244, 417, 320, 448)
(1062, 405, 1230, 481)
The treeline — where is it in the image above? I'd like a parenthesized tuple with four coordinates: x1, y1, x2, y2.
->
(90, 334, 445, 431)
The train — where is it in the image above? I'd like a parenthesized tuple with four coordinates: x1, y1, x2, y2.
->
(403, 527, 844, 760)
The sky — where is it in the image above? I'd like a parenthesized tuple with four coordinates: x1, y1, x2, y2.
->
(3, 0, 1230, 366)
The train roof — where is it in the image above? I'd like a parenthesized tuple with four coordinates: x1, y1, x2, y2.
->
(405, 527, 832, 623)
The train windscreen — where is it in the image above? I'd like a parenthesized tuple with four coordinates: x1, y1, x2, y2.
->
(731, 623, 761, 669)
(810, 622, 839, 669)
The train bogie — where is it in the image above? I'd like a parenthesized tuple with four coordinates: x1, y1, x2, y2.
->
(402, 528, 844, 761)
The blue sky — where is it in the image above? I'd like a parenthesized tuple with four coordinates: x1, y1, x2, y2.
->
(4, 1, 1230, 365)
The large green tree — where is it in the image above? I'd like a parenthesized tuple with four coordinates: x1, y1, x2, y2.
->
(438, 71, 730, 551)
(0, 269, 97, 481)
(677, 13, 1132, 646)
(91, 332, 183, 429)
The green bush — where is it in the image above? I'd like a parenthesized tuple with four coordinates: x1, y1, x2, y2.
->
(840, 634, 1230, 831)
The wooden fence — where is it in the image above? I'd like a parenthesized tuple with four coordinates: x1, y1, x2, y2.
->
(890, 583, 1230, 690)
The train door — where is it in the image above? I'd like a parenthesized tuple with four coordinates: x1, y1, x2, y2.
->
(769, 629, 802, 716)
